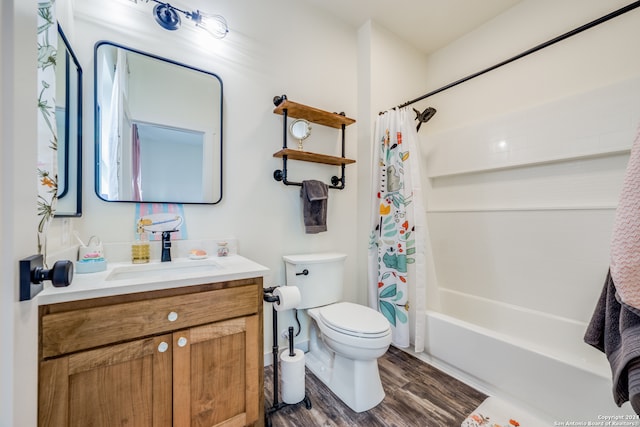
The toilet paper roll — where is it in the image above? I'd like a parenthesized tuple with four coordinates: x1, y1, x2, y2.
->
(281, 379, 305, 405)
(280, 349, 305, 382)
(280, 349, 305, 404)
(273, 286, 301, 311)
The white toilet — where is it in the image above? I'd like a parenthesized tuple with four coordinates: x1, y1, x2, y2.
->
(283, 252, 392, 412)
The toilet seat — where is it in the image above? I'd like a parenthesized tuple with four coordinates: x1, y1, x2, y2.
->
(317, 302, 390, 338)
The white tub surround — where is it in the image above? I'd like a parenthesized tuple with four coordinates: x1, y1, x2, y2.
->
(422, 310, 633, 423)
(421, 73, 640, 421)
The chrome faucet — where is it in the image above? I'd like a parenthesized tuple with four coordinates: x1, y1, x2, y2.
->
(161, 230, 178, 262)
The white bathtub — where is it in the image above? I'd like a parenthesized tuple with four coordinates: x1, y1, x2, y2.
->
(419, 290, 637, 423)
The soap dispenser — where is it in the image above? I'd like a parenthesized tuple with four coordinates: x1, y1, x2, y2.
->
(131, 231, 150, 264)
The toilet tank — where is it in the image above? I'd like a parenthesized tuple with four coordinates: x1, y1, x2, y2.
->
(283, 253, 347, 309)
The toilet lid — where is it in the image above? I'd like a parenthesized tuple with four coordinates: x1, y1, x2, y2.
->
(318, 302, 390, 336)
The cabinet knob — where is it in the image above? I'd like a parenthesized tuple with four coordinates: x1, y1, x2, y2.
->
(167, 311, 178, 322)
(177, 337, 188, 347)
(158, 342, 169, 353)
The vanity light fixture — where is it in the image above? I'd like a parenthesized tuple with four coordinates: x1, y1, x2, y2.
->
(132, 0, 229, 39)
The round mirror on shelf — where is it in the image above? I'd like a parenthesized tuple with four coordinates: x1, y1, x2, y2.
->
(289, 119, 311, 150)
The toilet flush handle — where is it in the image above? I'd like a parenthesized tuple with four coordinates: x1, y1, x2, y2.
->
(296, 269, 309, 276)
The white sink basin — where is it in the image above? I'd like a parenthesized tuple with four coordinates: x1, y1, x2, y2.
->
(106, 259, 221, 281)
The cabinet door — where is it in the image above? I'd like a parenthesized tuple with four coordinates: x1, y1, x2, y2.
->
(39, 334, 172, 427)
(173, 315, 260, 427)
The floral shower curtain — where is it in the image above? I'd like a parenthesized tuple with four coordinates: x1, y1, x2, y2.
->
(37, 1, 58, 257)
(368, 108, 427, 352)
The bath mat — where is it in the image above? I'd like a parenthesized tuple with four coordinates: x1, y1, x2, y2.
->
(461, 397, 547, 427)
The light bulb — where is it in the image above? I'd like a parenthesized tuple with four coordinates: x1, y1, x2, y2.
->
(189, 10, 229, 39)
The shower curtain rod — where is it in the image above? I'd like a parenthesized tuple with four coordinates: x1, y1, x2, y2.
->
(394, 0, 640, 110)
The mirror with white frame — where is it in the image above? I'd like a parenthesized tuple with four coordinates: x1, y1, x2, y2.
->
(55, 24, 83, 217)
(94, 41, 223, 204)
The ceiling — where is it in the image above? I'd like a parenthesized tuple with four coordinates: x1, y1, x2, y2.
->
(300, 0, 521, 55)
(76, 0, 521, 56)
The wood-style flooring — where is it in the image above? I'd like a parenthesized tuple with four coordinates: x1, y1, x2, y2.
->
(264, 346, 487, 426)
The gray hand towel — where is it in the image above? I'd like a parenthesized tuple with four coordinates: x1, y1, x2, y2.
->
(584, 270, 640, 412)
(300, 180, 328, 234)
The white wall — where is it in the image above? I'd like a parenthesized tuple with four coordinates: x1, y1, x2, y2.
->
(1, 3, 8, 423)
(422, 0, 640, 322)
(1, 1, 361, 425)
(424, 1, 640, 322)
(66, 0, 359, 357)
(2, 0, 42, 426)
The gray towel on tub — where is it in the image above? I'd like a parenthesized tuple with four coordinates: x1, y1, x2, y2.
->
(300, 180, 328, 234)
(584, 270, 640, 412)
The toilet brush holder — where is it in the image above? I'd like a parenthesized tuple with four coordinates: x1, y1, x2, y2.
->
(263, 287, 312, 427)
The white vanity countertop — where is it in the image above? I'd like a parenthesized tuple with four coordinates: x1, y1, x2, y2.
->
(37, 254, 270, 305)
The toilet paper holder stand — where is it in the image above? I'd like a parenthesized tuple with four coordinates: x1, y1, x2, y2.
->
(263, 286, 312, 426)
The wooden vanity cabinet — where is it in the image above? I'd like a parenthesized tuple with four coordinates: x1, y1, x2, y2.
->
(38, 278, 264, 427)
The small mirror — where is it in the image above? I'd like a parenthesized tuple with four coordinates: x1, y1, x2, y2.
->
(54, 24, 82, 217)
(289, 119, 311, 150)
(94, 42, 223, 204)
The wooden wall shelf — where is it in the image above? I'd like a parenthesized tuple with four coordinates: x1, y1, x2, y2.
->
(273, 149, 356, 166)
(273, 100, 355, 129)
